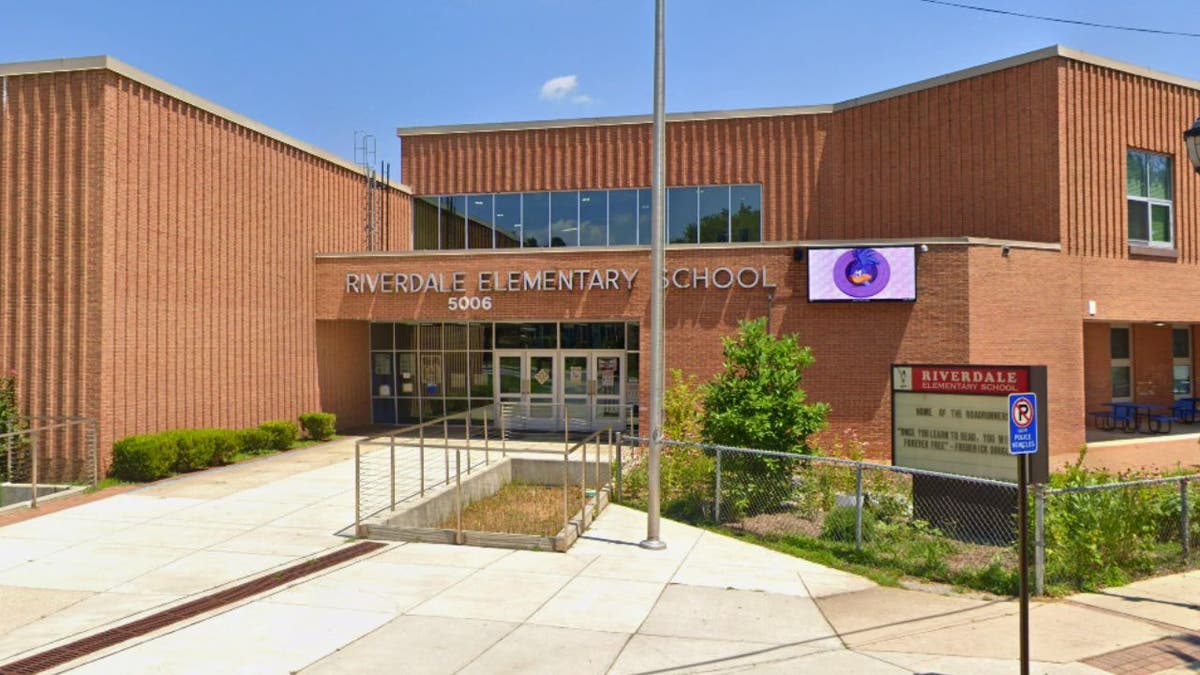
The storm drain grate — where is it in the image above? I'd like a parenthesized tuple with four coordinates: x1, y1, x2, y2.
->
(0, 540, 387, 674)
(1082, 634, 1200, 674)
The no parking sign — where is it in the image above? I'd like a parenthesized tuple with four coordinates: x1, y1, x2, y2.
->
(1008, 393, 1038, 455)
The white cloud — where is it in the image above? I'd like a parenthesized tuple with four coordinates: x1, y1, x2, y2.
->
(540, 75, 579, 101)
(570, 94, 593, 105)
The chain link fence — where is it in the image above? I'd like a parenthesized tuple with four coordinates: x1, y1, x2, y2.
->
(616, 435, 1197, 595)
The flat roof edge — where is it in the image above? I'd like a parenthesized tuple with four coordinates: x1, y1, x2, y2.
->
(0, 55, 411, 194)
(397, 45, 1200, 137)
(315, 237, 1062, 259)
(396, 105, 834, 137)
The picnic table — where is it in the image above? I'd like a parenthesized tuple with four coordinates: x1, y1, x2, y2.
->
(1088, 402, 1174, 433)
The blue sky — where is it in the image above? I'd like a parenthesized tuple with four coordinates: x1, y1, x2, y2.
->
(2, 1, 1197, 176)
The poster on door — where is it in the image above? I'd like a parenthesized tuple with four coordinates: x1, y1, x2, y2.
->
(598, 358, 617, 390)
(569, 366, 583, 385)
(422, 355, 442, 395)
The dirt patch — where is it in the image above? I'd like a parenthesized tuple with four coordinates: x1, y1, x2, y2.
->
(736, 511, 824, 539)
(441, 483, 586, 537)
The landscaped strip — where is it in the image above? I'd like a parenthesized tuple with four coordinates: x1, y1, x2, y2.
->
(0, 541, 386, 675)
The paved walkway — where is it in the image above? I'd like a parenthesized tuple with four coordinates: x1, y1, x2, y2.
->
(0, 437, 1195, 673)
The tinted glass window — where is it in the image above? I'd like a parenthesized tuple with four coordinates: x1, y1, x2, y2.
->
(494, 194, 522, 248)
(413, 197, 440, 250)
(699, 186, 730, 243)
(495, 323, 557, 348)
(668, 187, 698, 244)
(560, 323, 625, 349)
(608, 190, 637, 245)
(1110, 328, 1130, 360)
(466, 195, 494, 249)
(440, 196, 466, 250)
(579, 191, 607, 246)
(551, 191, 579, 247)
(370, 323, 392, 350)
(1173, 328, 1190, 358)
(731, 185, 762, 242)
(638, 189, 652, 245)
(522, 192, 550, 247)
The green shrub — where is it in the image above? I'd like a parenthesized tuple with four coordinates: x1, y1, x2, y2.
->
(259, 420, 298, 451)
(821, 504, 876, 543)
(169, 430, 214, 472)
(238, 428, 273, 455)
(298, 412, 336, 441)
(664, 370, 703, 442)
(660, 445, 716, 521)
(196, 429, 239, 465)
(701, 318, 830, 515)
(111, 434, 175, 482)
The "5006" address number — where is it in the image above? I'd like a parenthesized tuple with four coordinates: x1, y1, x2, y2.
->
(447, 296, 493, 311)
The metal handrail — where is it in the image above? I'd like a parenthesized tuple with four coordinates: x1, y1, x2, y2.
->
(2, 416, 98, 508)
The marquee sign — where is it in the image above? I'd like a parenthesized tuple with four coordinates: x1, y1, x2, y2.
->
(891, 364, 1048, 483)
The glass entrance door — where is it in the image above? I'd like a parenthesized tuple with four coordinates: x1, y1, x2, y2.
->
(495, 350, 557, 430)
(593, 353, 624, 428)
(559, 351, 625, 431)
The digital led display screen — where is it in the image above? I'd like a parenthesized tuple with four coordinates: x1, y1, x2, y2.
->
(807, 246, 916, 302)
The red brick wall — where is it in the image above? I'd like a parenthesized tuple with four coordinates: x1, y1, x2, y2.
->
(1060, 61, 1200, 261)
(315, 320, 370, 430)
(1131, 324, 1174, 408)
(2, 67, 410, 471)
(400, 59, 1061, 245)
(315, 245, 979, 458)
(0, 70, 106, 477)
(1083, 323, 1112, 415)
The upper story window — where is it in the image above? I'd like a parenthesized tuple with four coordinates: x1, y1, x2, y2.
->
(1126, 149, 1173, 247)
(414, 184, 762, 251)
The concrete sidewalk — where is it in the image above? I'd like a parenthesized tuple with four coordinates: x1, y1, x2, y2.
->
(0, 437, 1195, 673)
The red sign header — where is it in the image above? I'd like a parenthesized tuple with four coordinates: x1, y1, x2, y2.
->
(907, 366, 1029, 394)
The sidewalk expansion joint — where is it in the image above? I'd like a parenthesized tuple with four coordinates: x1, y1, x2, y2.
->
(0, 540, 387, 675)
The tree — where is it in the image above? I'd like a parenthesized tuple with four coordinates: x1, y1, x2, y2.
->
(700, 318, 829, 514)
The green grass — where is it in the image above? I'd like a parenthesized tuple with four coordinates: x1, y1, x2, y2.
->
(86, 477, 128, 493)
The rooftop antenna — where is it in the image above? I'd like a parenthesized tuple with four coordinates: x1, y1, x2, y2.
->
(354, 131, 378, 251)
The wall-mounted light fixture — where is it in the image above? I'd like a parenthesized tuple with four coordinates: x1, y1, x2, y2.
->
(1001, 245, 1012, 257)
(918, 244, 929, 253)
(1184, 117, 1200, 174)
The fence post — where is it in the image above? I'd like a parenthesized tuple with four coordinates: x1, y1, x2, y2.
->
(715, 448, 723, 523)
(455, 449, 463, 545)
(581, 437, 588, 528)
(419, 426, 426, 497)
(1182, 479, 1190, 560)
(594, 433, 601, 501)
(354, 441, 361, 537)
(1035, 484, 1046, 596)
(563, 447, 570, 533)
(88, 419, 98, 488)
(464, 414, 471, 475)
(854, 463, 864, 551)
(483, 408, 490, 465)
(389, 434, 396, 511)
(615, 433, 623, 503)
(501, 404, 507, 457)
(30, 431, 39, 509)
(443, 419, 450, 487)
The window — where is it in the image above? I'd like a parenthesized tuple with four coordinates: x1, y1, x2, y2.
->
(414, 184, 763, 250)
(1174, 326, 1192, 398)
(1127, 149, 1173, 247)
(1110, 326, 1132, 400)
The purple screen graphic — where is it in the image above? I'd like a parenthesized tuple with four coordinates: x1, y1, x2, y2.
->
(808, 247, 916, 302)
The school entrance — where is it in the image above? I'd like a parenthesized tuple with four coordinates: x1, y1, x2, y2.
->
(369, 321, 638, 432)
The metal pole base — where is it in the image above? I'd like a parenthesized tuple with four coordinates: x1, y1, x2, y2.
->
(639, 538, 667, 550)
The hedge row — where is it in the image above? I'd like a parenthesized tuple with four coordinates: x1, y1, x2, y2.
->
(111, 412, 337, 482)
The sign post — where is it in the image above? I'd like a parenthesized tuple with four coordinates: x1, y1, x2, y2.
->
(1008, 392, 1038, 675)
